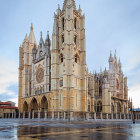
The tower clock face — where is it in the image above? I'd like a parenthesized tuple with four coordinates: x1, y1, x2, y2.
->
(36, 67, 44, 83)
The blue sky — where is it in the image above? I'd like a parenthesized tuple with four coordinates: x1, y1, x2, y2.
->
(0, 0, 140, 107)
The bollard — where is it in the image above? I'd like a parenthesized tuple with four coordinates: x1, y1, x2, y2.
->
(45, 111, 47, 119)
(106, 113, 108, 119)
(111, 113, 113, 119)
(94, 113, 96, 120)
(63, 111, 66, 120)
(52, 111, 54, 120)
(70, 111, 73, 121)
(100, 113, 103, 120)
(86, 112, 89, 120)
(57, 112, 60, 120)
(32, 111, 34, 119)
(38, 110, 40, 119)
(19, 113, 20, 119)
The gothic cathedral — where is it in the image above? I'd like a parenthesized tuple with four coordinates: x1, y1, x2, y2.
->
(18, 0, 132, 119)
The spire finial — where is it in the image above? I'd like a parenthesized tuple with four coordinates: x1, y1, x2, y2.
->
(58, 4, 60, 9)
(40, 31, 42, 38)
(31, 23, 33, 31)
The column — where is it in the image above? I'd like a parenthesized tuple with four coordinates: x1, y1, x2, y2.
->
(94, 112, 96, 120)
(19, 112, 20, 119)
(100, 113, 103, 120)
(23, 112, 25, 119)
(8, 113, 11, 119)
(120, 113, 121, 119)
(52, 111, 54, 119)
(70, 111, 73, 121)
(124, 114, 126, 120)
(63, 111, 66, 120)
(86, 112, 89, 120)
(32, 111, 34, 119)
(111, 113, 113, 119)
(28, 112, 31, 119)
(45, 110, 47, 119)
(116, 113, 118, 119)
(12, 113, 14, 119)
(57, 112, 60, 120)
(38, 110, 40, 119)
(106, 113, 108, 119)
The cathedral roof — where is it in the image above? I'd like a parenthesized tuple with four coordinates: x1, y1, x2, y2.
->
(28, 23, 37, 44)
(63, 0, 76, 10)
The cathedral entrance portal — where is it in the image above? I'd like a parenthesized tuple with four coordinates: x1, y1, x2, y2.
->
(41, 96, 48, 118)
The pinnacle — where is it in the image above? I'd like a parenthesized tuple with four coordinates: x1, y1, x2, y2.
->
(63, 0, 76, 10)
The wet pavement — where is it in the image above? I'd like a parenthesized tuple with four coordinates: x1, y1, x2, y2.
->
(0, 119, 140, 140)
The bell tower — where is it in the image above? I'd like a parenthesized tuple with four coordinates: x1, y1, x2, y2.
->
(51, 0, 87, 112)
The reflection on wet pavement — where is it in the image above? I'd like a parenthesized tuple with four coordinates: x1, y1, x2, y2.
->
(0, 119, 140, 140)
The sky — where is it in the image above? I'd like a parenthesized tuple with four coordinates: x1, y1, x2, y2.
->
(0, 0, 140, 108)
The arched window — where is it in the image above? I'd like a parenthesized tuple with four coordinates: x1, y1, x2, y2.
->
(74, 36, 77, 45)
(97, 101, 102, 112)
(75, 54, 78, 63)
(116, 79, 119, 90)
(88, 100, 91, 112)
(62, 18, 64, 30)
(62, 35, 64, 44)
(60, 54, 63, 63)
(40, 51, 43, 57)
(74, 18, 77, 29)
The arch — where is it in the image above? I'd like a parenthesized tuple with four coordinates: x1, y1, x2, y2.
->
(30, 98, 38, 112)
(41, 96, 48, 111)
(75, 53, 80, 63)
(97, 101, 102, 112)
(62, 17, 64, 30)
(23, 101, 28, 112)
(60, 53, 63, 63)
(74, 18, 77, 29)
(111, 103, 114, 113)
(117, 102, 121, 113)
(74, 35, 77, 45)
(62, 35, 64, 44)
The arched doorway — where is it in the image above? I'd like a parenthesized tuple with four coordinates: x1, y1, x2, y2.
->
(41, 96, 48, 118)
(41, 96, 48, 111)
(30, 98, 38, 112)
(23, 101, 28, 118)
(97, 101, 102, 112)
(117, 102, 121, 113)
(23, 101, 28, 112)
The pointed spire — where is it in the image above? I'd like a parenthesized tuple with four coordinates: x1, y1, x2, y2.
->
(118, 57, 122, 68)
(24, 33, 28, 41)
(28, 23, 37, 44)
(78, 5, 82, 15)
(45, 31, 51, 47)
(114, 49, 117, 59)
(109, 50, 113, 62)
(31, 23, 33, 31)
(57, 4, 61, 15)
(63, 0, 76, 10)
(39, 31, 44, 46)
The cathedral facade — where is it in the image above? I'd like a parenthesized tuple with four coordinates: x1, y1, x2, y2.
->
(18, 0, 132, 119)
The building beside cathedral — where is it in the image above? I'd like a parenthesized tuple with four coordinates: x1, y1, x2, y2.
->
(18, 0, 132, 119)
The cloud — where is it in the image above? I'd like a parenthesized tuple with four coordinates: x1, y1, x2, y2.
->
(129, 84, 140, 108)
(0, 56, 18, 103)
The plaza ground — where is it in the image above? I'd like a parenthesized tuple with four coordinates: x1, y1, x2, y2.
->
(0, 119, 140, 140)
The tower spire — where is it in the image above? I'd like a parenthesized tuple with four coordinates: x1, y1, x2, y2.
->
(63, 0, 76, 10)
(28, 23, 37, 44)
